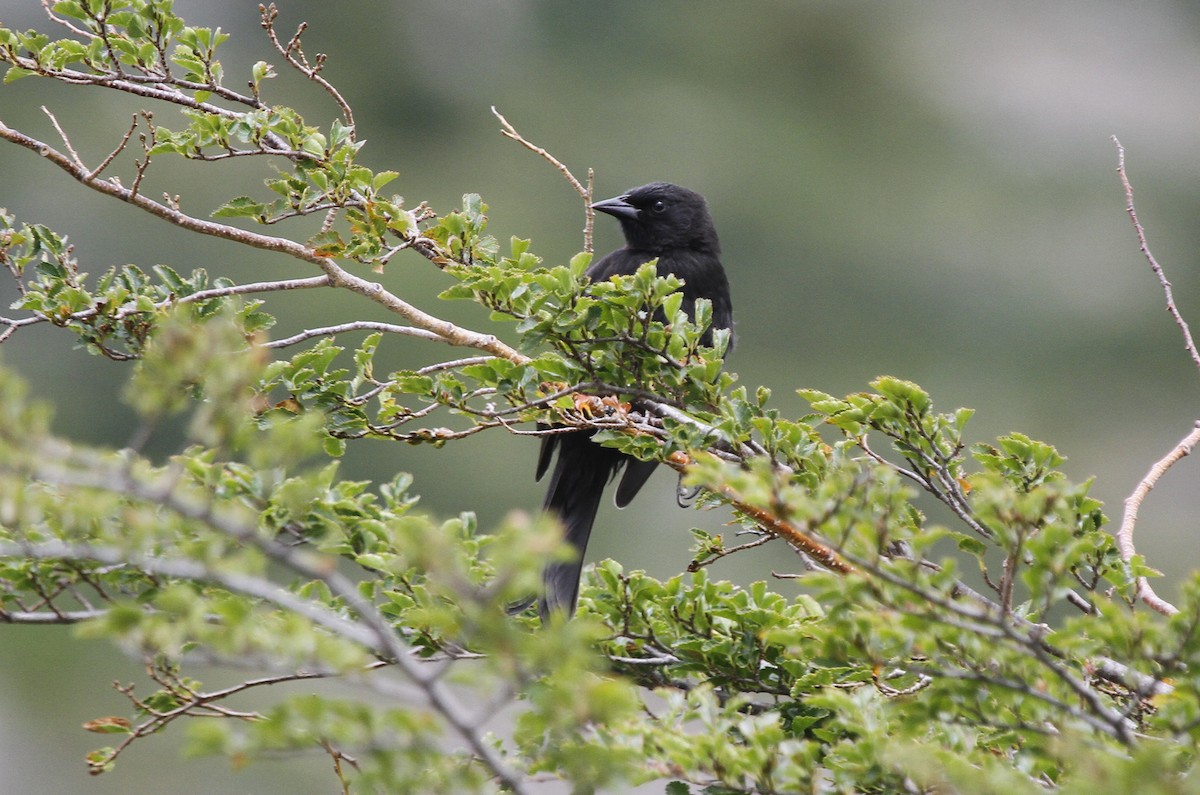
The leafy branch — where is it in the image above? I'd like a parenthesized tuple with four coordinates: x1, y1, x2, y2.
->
(1, 3, 1199, 793)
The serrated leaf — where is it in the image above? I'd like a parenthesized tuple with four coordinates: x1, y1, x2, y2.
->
(212, 196, 268, 219)
(3, 66, 36, 83)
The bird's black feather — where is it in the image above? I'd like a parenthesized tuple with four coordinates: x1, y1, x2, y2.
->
(535, 182, 733, 621)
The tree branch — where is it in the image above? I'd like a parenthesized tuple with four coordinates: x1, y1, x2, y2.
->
(7, 439, 531, 793)
(263, 321, 443, 349)
(492, 106, 595, 253)
(1, 539, 384, 649)
(1116, 422, 1199, 616)
(1113, 136, 1200, 372)
(0, 120, 528, 364)
(260, 4, 355, 137)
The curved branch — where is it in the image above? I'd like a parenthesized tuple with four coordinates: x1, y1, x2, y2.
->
(1116, 422, 1199, 616)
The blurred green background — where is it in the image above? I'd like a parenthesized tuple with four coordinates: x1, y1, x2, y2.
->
(2, 1, 1200, 791)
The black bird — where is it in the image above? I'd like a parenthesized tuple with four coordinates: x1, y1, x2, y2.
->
(535, 182, 733, 621)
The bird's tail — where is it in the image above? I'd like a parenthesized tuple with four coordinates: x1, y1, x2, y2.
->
(537, 436, 620, 622)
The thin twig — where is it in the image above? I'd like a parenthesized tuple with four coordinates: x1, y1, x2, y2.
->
(263, 321, 443, 349)
(92, 661, 333, 773)
(491, 107, 587, 199)
(1110, 136, 1199, 616)
(491, 106, 595, 252)
(182, 275, 332, 302)
(687, 532, 773, 572)
(1113, 136, 1200, 372)
(88, 113, 139, 180)
(585, 167, 595, 254)
(40, 106, 85, 171)
(416, 356, 494, 375)
(40, 0, 95, 38)
(260, 4, 355, 136)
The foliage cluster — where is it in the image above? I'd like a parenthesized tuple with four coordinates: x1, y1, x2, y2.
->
(2, 3, 1199, 793)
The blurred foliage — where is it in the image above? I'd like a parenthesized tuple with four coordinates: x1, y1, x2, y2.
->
(2, 2, 1200, 794)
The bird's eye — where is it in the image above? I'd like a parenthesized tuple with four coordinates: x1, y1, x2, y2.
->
(651, 200, 667, 214)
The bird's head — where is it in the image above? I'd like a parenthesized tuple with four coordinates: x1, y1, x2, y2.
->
(590, 182, 720, 255)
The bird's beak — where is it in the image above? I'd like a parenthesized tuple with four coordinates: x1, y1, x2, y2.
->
(590, 194, 639, 221)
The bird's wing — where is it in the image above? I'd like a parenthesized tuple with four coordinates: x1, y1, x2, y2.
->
(535, 424, 557, 481)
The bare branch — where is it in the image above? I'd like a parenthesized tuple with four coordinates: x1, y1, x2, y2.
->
(263, 321, 443, 349)
(491, 106, 595, 253)
(40, 105, 85, 171)
(0, 608, 109, 624)
(88, 113, 140, 180)
(416, 356, 494, 375)
(585, 168, 595, 252)
(1116, 421, 1199, 616)
(260, 4, 355, 136)
(1113, 136, 1200, 372)
(1110, 137, 1199, 616)
(180, 274, 332, 303)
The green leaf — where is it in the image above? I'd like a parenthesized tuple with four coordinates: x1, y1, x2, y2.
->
(52, 1, 88, 21)
(3, 66, 36, 83)
(372, 170, 399, 192)
(251, 59, 275, 85)
(322, 434, 346, 457)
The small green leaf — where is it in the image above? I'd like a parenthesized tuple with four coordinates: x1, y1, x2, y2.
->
(251, 59, 275, 85)
(212, 196, 268, 220)
(372, 170, 399, 192)
(322, 434, 346, 457)
(3, 66, 36, 83)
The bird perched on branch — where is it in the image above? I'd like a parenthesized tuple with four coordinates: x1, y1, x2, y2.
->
(535, 182, 733, 621)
